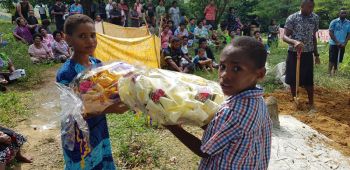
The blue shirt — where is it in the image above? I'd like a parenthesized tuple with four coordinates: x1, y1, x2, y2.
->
(199, 88, 272, 169)
(69, 3, 83, 15)
(329, 18, 350, 45)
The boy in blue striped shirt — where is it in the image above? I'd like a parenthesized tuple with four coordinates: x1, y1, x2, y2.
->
(165, 36, 272, 169)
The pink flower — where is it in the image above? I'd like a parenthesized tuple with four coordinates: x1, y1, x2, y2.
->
(79, 80, 93, 93)
(150, 89, 166, 103)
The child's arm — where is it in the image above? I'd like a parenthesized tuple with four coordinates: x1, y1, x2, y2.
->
(165, 125, 209, 158)
(0, 131, 11, 145)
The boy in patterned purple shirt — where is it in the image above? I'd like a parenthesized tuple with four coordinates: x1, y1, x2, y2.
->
(165, 36, 272, 169)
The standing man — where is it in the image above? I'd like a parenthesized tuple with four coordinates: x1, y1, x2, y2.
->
(105, 0, 113, 20)
(204, 1, 217, 30)
(328, 8, 350, 76)
(51, 0, 66, 31)
(109, 2, 123, 26)
(282, 0, 320, 111)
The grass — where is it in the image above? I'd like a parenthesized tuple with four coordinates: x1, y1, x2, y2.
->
(0, 20, 59, 126)
(108, 112, 162, 169)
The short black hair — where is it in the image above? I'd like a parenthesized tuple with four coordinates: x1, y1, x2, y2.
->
(53, 30, 62, 38)
(223, 36, 267, 69)
(253, 30, 260, 35)
(167, 20, 174, 24)
(33, 33, 43, 41)
(42, 19, 51, 26)
(198, 38, 207, 45)
(172, 1, 177, 5)
(340, 7, 347, 11)
(171, 37, 181, 43)
(179, 22, 186, 26)
(197, 20, 203, 25)
(301, 0, 314, 5)
(64, 14, 94, 36)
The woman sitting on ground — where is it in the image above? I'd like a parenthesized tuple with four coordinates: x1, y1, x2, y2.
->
(52, 31, 70, 62)
(13, 17, 36, 44)
(38, 27, 54, 50)
(0, 53, 16, 85)
(0, 126, 32, 169)
(28, 34, 53, 63)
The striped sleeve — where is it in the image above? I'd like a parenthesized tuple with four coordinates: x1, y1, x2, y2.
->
(201, 108, 242, 155)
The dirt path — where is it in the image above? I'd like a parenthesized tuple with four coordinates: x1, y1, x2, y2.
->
(15, 66, 64, 169)
(266, 87, 350, 156)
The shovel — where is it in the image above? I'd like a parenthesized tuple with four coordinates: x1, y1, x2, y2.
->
(336, 47, 341, 74)
(294, 49, 302, 106)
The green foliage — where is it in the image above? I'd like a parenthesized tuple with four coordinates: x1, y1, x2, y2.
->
(0, 91, 31, 126)
(0, 21, 57, 89)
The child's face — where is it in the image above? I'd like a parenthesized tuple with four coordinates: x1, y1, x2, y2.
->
(34, 36, 42, 44)
(198, 50, 205, 57)
(29, 11, 35, 16)
(255, 32, 260, 38)
(190, 19, 195, 24)
(95, 16, 101, 21)
(55, 33, 62, 41)
(219, 46, 265, 96)
(66, 22, 97, 56)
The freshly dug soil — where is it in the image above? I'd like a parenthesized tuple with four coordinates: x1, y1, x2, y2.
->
(266, 87, 350, 156)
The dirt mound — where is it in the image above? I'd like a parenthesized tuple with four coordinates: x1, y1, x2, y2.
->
(266, 87, 350, 156)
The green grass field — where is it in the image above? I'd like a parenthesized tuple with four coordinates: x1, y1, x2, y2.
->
(1, 19, 350, 168)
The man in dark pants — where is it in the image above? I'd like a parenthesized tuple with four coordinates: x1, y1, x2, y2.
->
(51, 0, 66, 31)
(328, 8, 350, 76)
(282, 0, 320, 111)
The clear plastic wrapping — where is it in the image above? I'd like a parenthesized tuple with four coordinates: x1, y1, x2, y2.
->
(118, 68, 225, 127)
(57, 62, 134, 150)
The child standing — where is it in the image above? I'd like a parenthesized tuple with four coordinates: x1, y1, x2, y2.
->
(165, 36, 272, 169)
(192, 48, 214, 71)
(56, 14, 127, 170)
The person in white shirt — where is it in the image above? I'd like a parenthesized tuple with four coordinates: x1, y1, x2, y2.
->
(105, 0, 113, 19)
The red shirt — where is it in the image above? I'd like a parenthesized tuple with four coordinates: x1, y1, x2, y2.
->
(204, 5, 216, 21)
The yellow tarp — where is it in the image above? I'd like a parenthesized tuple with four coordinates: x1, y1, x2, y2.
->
(95, 22, 150, 38)
(94, 33, 161, 68)
(94, 22, 161, 68)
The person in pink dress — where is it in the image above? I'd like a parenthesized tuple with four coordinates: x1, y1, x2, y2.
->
(161, 24, 173, 50)
(28, 34, 53, 63)
(38, 27, 54, 51)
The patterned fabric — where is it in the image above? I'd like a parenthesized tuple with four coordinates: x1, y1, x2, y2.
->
(0, 127, 27, 164)
(69, 4, 83, 15)
(199, 88, 272, 170)
(204, 5, 216, 21)
(56, 57, 116, 170)
(285, 11, 319, 52)
(329, 18, 350, 45)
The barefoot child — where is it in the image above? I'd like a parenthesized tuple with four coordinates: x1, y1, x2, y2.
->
(0, 126, 32, 169)
(193, 48, 214, 71)
(56, 14, 127, 169)
(165, 36, 272, 169)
